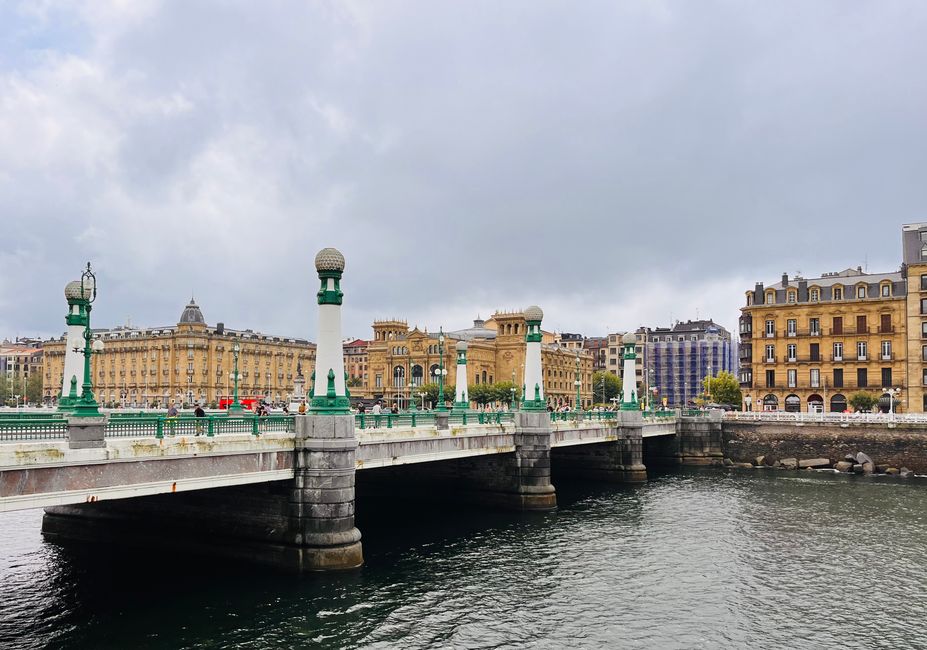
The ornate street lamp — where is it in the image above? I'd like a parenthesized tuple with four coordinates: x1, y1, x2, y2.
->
(228, 341, 244, 414)
(435, 327, 448, 412)
(70, 263, 105, 417)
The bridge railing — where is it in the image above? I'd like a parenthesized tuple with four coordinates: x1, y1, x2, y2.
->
(0, 418, 70, 441)
(103, 414, 297, 438)
(448, 411, 515, 426)
(725, 411, 927, 425)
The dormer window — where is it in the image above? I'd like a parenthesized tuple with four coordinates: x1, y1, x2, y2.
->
(857, 285, 867, 299)
(787, 291, 796, 304)
(833, 287, 843, 300)
(810, 288, 819, 302)
(747, 294, 753, 306)
(881, 283, 891, 297)
(766, 291, 775, 304)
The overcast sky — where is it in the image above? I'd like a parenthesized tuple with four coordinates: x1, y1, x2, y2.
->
(1, 1, 924, 343)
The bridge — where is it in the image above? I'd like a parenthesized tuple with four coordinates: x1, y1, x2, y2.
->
(5, 249, 725, 572)
(0, 409, 721, 571)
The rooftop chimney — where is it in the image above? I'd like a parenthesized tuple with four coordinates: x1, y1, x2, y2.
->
(781, 273, 789, 287)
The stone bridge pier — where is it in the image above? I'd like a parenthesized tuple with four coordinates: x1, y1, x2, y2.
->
(644, 411, 724, 467)
(551, 412, 647, 483)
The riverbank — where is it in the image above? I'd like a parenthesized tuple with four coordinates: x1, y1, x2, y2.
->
(722, 420, 927, 473)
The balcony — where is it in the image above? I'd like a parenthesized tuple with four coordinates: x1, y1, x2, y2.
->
(878, 325, 895, 334)
(765, 332, 776, 339)
(764, 356, 777, 363)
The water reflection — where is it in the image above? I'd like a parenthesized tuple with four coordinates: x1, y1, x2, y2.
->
(2, 470, 926, 649)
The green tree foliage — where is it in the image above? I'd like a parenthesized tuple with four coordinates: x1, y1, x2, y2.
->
(591, 371, 621, 404)
(468, 383, 494, 405)
(25, 373, 43, 404)
(420, 382, 454, 408)
(849, 391, 878, 412)
(702, 371, 742, 407)
(492, 381, 517, 405)
(346, 376, 364, 388)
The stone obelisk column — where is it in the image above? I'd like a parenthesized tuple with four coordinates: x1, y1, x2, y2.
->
(453, 341, 469, 412)
(289, 247, 363, 570)
(617, 332, 646, 482)
(509, 305, 556, 510)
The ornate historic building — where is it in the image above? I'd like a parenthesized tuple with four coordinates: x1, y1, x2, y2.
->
(42, 300, 316, 407)
(740, 263, 907, 413)
(364, 312, 594, 408)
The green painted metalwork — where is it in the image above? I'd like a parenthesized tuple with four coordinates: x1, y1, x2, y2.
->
(0, 418, 69, 441)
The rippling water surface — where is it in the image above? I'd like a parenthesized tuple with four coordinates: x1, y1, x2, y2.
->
(2, 469, 926, 649)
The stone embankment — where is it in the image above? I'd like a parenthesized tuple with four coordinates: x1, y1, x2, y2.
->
(721, 451, 916, 478)
(722, 421, 927, 473)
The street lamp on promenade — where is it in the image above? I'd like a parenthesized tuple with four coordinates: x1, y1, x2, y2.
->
(70, 263, 105, 418)
(434, 327, 448, 412)
(883, 387, 901, 417)
(228, 341, 244, 414)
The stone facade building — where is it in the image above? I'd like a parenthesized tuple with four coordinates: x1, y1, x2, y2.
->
(739, 224, 917, 413)
(42, 300, 316, 407)
(364, 312, 594, 409)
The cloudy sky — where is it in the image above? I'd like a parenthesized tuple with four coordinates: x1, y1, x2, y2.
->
(1, 1, 924, 343)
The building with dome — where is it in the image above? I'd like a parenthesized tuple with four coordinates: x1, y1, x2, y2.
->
(41, 298, 317, 408)
(363, 310, 594, 409)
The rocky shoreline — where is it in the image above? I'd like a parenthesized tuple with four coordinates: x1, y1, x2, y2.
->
(721, 451, 917, 478)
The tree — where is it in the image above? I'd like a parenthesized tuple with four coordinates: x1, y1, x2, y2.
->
(25, 373, 43, 405)
(420, 382, 454, 408)
(492, 381, 517, 406)
(849, 391, 878, 413)
(346, 376, 364, 388)
(702, 371, 742, 407)
(469, 383, 493, 406)
(591, 371, 621, 404)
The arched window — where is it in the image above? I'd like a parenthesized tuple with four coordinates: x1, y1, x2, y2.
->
(482, 370, 488, 383)
(430, 364, 439, 381)
(514, 324, 519, 335)
(807, 394, 823, 413)
(830, 394, 847, 413)
(411, 365, 423, 387)
(785, 394, 801, 412)
(393, 365, 405, 388)
(762, 394, 778, 411)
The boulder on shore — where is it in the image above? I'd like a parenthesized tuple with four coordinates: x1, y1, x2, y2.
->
(835, 461, 853, 472)
(798, 458, 831, 469)
(844, 454, 857, 463)
(779, 458, 798, 470)
(862, 461, 875, 474)
(755, 456, 766, 466)
(723, 458, 734, 467)
(900, 467, 915, 478)
(885, 467, 900, 475)
(852, 464, 865, 474)
(734, 462, 754, 469)
(856, 452, 874, 466)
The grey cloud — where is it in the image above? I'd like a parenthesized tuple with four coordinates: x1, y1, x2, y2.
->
(0, 1, 924, 343)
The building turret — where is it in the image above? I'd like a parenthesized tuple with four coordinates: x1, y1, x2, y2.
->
(309, 248, 350, 413)
(453, 340, 469, 411)
(521, 305, 546, 410)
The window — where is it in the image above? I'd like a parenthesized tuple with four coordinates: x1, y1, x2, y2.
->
(810, 318, 820, 336)
(810, 368, 820, 388)
(881, 341, 891, 360)
(922, 298, 927, 315)
(923, 322, 927, 339)
(765, 320, 775, 337)
(833, 369, 844, 388)
(833, 342, 843, 361)
(375, 374, 382, 389)
(857, 341, 867, 361)
(833, 287, 843, 300)
(609, 358, 617, 366)
(788, 291, 796, 303)
(923, 368, 927, 386)
(857, 368, 868, 388)
(787, 319, 797, 336)
(857, 286, 866, 299)
(810, 288, 819, 302)
(881, 284, 890, 297)
(765, 370, 775, 388)
(766, 291, 774, 304)
(747, 294, 753, 306)
(787, 344, 797, 362)
(882, 368, 892, 387)
(765, 345, 775, 362)
(787, 369, 797, 388)
(922, 275, 927, 291)
(810, 343, 820, 361)
(832, 317, 843, 335)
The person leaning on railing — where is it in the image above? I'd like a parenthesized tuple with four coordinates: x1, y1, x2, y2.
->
(167, 402, 179, 435)
(194, 403, 206, 436)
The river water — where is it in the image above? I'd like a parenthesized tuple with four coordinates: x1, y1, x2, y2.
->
(2, 469, 926, 649)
